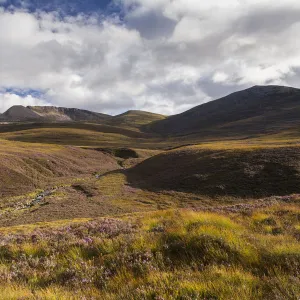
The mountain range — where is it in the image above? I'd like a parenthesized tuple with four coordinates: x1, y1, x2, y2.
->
(0, 105, 110, 122)
(1, 85, 300, 137)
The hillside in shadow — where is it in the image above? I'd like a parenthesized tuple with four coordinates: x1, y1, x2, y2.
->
(126, 146, 300, 198)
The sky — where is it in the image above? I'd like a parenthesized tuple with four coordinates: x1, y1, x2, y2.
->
(1, 0, 300, 115)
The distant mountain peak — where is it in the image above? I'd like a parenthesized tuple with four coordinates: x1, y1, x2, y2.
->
(117, 110, 165, 117)
(246, 85, 299, 95)
(3, 105, 41, 121)
(150, 84, 300, 136)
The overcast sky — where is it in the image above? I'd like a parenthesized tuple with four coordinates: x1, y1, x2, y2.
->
(1, 0, 300, 115)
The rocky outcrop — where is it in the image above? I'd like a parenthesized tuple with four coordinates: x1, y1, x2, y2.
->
(28, 106, 111, 122)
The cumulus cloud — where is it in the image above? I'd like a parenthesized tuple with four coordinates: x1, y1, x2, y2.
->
(0, 1, 300, 115)
(0, 92, 50, 112)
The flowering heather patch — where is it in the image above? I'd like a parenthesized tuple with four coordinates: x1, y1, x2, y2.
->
(0, 218, 136, 246)
(0, 207, 299, 299)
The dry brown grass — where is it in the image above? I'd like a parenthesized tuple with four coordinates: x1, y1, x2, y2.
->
(0, 139, 120, 198)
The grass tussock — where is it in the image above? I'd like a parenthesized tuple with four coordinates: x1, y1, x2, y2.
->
(0, 205, 299, 299)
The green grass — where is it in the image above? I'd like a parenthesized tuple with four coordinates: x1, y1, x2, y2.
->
(0, 205, 299, 299)
(0, 138, 61, 154)
(1, 121, 299, 150)
(104, 110, 166, 132)
(0, 128, 133, 146)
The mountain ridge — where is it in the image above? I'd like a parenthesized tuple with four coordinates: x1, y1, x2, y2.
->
(1, 85, 300, 138)
(1, 105, 42, 121)
(149, 85, 300, 136)
(28, 106, 111, 122)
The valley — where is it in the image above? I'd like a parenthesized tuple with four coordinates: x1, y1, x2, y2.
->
(0, 85, 299, 299)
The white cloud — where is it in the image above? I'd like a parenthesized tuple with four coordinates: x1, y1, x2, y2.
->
(213, 72, 229, 83)
(1, 1, 300, 115)
(0, 93, 50, 112)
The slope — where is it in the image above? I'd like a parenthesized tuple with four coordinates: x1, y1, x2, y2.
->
(127, 143, 300, 198)
(150, 85, 300, 137)
(0, 122, 162, 148)
(105, 110, 166, 131)
(0, 139, 119, 198)
(2, 105, 42, 121)
(28, 106, 111, 122)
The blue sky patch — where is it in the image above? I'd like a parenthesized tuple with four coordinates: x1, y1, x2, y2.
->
(1, 0, 118, 15)
(4, 88, 45, 99)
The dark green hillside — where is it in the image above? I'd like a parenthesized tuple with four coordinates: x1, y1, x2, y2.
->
(150, 85, 300, 137)
(127, 145, 300, 198)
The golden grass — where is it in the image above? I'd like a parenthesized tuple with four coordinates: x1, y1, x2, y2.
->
(180, 138, 300, 152)
(1, 121, 299, 150)
(0, 128, 132, 146)
(0, 218, 91, 235)
(0, 120, 299, 299)
(0, 204, 299, 299)
(0, 138, 61, 155)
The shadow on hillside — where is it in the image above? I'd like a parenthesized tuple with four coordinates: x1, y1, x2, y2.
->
(125, 147, 300, 199)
